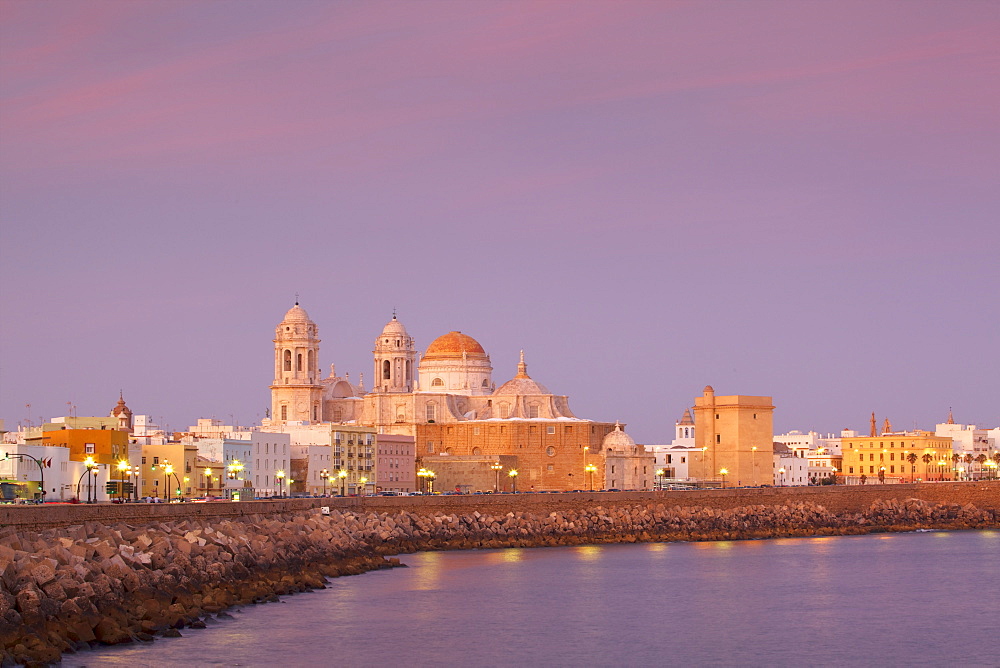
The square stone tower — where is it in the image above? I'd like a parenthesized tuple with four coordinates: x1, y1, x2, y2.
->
(691, 386, 774, 486)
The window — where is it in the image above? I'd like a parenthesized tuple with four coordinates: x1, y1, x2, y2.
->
(426, 404, 436, 422)
(716, 435, 721, 444)
(431, 378, 444, 387)
(296, 353, 303, 372)
(500, 403, 510, 419)
(547, 426, 555, 434)
(281, 405, 287, 420)
(546, 447, 556, 457)
(482, 379, 489, 387)
(528, 404, 540, 419)
(383, 360, 391, 380)
(85, 443, 95, 454)
(141, 456, 147, 464)
(426, 442, 435, 454)
(283, 350, 291, 371)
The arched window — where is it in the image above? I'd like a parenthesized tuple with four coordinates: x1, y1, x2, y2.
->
(296, 353, 303, 372)
(431, 377, 444, 387)
(482, 379, 489, 387)
(283, 350, 292, 372)
(308, 350, 314, 375)
(472, 447, 482, 455)
(383, 360, 391, 380)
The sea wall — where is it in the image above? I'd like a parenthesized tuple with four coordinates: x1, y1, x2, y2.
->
(4, 482, 1000, 531)
(2, 484, 999, 666)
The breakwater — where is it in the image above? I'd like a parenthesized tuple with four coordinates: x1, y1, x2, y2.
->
(2, 483, 999, 666)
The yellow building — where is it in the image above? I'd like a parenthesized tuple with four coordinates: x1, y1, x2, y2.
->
(140, 442, 198, 499)
(841, 430, 953, 483)
(691, 386, 774, 486)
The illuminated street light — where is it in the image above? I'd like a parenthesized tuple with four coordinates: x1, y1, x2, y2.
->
(655, 468, 665, 491)
(338, 469, 348, 496)
(508, 468, 518, 494)
(320, 468, 330, 496)
(491, 461, 503, 493)
(276, 470, 286, 497)
(585, 464, 598, 491)
(719, 468, 728, 489)
(778, 466, 786, 487)
(359, 476, 368, 496)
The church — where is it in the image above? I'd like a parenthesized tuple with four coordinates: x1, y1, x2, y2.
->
(266, 303, 648, 491)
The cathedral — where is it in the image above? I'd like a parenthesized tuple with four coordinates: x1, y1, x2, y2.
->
(267, 303, 634, 491)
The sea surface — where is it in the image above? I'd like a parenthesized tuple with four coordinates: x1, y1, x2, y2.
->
(64, 530, 999, 667)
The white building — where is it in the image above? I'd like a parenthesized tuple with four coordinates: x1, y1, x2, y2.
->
(250, 432, 291, 496)
(773, 444, 808, 486)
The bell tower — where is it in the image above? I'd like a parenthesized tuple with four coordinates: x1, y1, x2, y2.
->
(270, 302, 323, 424)
(373, 313, 416, 393)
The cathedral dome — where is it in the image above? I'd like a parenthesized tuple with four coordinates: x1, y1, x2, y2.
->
(423, 331, 487, 359)
(602, 421, 635, 449)
(282, 303, 313, 324)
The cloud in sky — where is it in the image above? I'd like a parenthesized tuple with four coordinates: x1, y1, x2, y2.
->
(1, 0, 997, 441)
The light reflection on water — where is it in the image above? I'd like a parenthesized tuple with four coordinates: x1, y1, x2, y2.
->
(63, 531, 999, 668)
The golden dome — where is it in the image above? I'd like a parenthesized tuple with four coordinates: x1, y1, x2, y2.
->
(423, 331, 486, 359)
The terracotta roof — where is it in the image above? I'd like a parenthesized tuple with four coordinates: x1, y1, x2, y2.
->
(423, 331, 486, 358)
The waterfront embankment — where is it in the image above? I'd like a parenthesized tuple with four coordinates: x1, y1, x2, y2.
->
(2, 483, 999, 666)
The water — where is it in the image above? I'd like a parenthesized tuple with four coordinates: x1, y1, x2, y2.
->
(65, 531, 999, 667)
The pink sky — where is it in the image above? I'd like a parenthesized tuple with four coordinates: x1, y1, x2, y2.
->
(1, 1, 998, 441)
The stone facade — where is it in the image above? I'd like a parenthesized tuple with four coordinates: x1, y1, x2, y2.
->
(691, 386, 774, 486)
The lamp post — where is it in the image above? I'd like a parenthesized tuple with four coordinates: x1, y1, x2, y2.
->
(276, 470, 285, 497)
(320, 468, 329, 496)
(338, 469, 348, 496)
(878, 466, 886, 484)
(359, 477, 368, 496)
(491, 461, 503, 493)
(720, 468, 728, 489)
(508, 469, 518, 493)
(163, 463, 176, 500)
(426, 470, 435, 494)
(204, 467, 213, 497)
(778, 466, 786, 487)
(655, 468, 665, 491)
(585, 464, 597, 491)
(831, 467, 838, 485)
(117, 459, 129, 502)
(85, 456, 98, 502)
(417, 468, 428, 493)
(751, 446, 758, 486)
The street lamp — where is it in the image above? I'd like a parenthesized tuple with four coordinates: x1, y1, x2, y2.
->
(338, 469, 348, 496)
(116, 459, 129, 502)
(508, 468, 518, 493)
(585, 464, 597, 491)
(417, 467, 429, 493)
(778, 466, 786, 487)
(720, 468, 728, 489)
(320, 468, 329, 496)
(655, 468, 665, 491)
(359, 476, 368, 496)
(85, 456, 98, 503)
(276, 470, 285, 497)
(426, 470, 435, 494)
(878, 466, 886, 484)
(751, 446, 758, 486)
(490, 461, 503, 493)
(204, 467, 213, 496)
(163, 463, 177, 500)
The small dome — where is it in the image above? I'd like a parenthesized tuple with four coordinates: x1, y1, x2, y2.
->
(602, 421, 635, 449)
(110, 393, 132, 418)
(380, 315, 408, 337)
(281, 303, 313, 324)
(703, 385, 714, 393)
(424, 331, 486, 359)
(495, 351, 549, 395)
